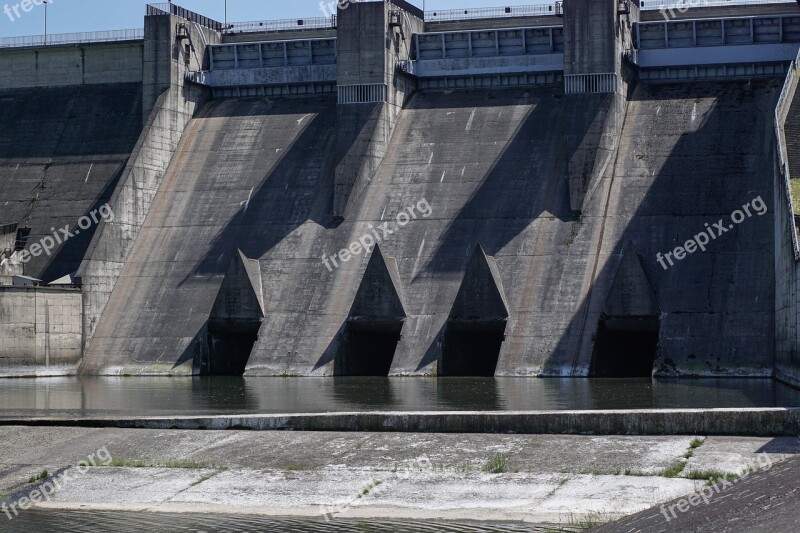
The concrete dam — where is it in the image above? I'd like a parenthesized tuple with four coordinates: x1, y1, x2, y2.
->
(2, 0, 800, 383)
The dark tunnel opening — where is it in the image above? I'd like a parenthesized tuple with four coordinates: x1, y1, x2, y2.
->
(335, 321, 403, 376)
(204, 322, 261, 376)
(590, 317, 660, 378)
(440, 320, 506, 377)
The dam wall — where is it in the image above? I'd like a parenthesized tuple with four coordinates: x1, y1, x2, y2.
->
(79, 77, 779, 377)
(0, 0, 797, 378)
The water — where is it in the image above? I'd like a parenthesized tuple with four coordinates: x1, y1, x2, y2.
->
(0, 377, 797, 419)
(3, 511, 550, 532)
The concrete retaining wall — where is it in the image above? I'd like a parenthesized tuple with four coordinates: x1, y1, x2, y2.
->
(0, 287, 81, 376)
(6, 408, 800, 436)
(0, 42, 143, 89)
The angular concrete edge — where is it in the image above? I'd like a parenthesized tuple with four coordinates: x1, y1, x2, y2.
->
(4, 408, 800, 436)
(348, 244, 406, 320)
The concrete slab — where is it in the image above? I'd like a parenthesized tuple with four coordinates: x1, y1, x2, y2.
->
(685, 435, 800, 475)
(1, 427, 797, 524)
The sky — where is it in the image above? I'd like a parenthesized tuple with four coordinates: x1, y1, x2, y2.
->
(0, 0, 552, 38)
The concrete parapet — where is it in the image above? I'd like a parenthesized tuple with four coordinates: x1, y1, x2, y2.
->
(0, 42, 144, 90)
(6, 408, 800, 436)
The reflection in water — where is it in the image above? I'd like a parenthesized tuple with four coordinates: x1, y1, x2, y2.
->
(332, 377, 396, 409)
(436, 378, 502, 410)
(0, 377, 798, 418)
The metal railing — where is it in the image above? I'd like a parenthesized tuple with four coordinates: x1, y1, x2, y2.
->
(0, 29, 144, 48)
(640, 0, 797, 9)
(564, 73, 618, 94)
(338, 83, 387, 104)
(775, 46, 800, 259)
(225, 16, 336, 34)
(425, 4, 560, 22)
(146, 3, 223, 31)
(419, 0, 797, 22)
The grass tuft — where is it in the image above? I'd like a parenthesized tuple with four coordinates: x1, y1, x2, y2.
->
(483, 454, 510, 474)
(102, 459, 224, 470)
(683, 469, 736, 485)
(27, 470, 48, 484)
(659, 462, 687, 478)
(791, 179, 800, 215)
(689, 438, 705, 449)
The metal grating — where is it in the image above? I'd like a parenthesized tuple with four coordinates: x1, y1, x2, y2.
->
(337, 83, 388, 104)
(564, 73, 618, 94)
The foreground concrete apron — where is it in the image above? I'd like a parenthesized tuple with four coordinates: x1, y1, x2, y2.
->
(83, 80, 778, 376)
(1, 428, 795, 524)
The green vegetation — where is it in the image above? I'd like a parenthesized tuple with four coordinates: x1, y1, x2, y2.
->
(658, 462, 688, 478)
(684, 469, 736, 485)
(792, 178, 800, 214)
(483, 453, 510, 474)
(27, 470, 48, 484)
(356, 479, 382, 498)
(101, 459, 224, 470)
(285, 464, 310, 472)
(689, 438, 705, 449)
(543, 512, 611, 531)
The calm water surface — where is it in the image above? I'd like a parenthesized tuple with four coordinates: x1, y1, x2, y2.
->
(0, 377, 797, 418)
(4, 511, 547, 532)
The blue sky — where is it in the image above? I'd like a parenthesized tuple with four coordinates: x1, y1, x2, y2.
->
(0, 0, 551, 37)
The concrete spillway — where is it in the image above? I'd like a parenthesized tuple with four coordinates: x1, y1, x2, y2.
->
(581, 80, 778, 377)
(82, 80, 778, 376)
(0, 83, 142, 282)
(81, 96, 338, 373)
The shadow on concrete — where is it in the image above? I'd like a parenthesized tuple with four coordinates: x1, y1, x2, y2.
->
(183, 97, 339, 281)
(416, 88, 574, 276)
(547, 79, 778, 376)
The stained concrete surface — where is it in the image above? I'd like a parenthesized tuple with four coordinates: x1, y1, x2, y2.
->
(81, 80, 780, 379)
(0, 428, 797, 525)
(0, 83, 143, 281)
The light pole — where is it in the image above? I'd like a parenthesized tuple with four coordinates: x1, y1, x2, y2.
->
(225, 0, 227, 28)
(43, 0, 48, 45)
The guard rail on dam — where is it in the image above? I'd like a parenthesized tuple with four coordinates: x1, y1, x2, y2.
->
(188, 8, 800, 96)
(187, 38, 338, 97)
(3, 0, 800, 382)
(0, 29, 144, 49)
